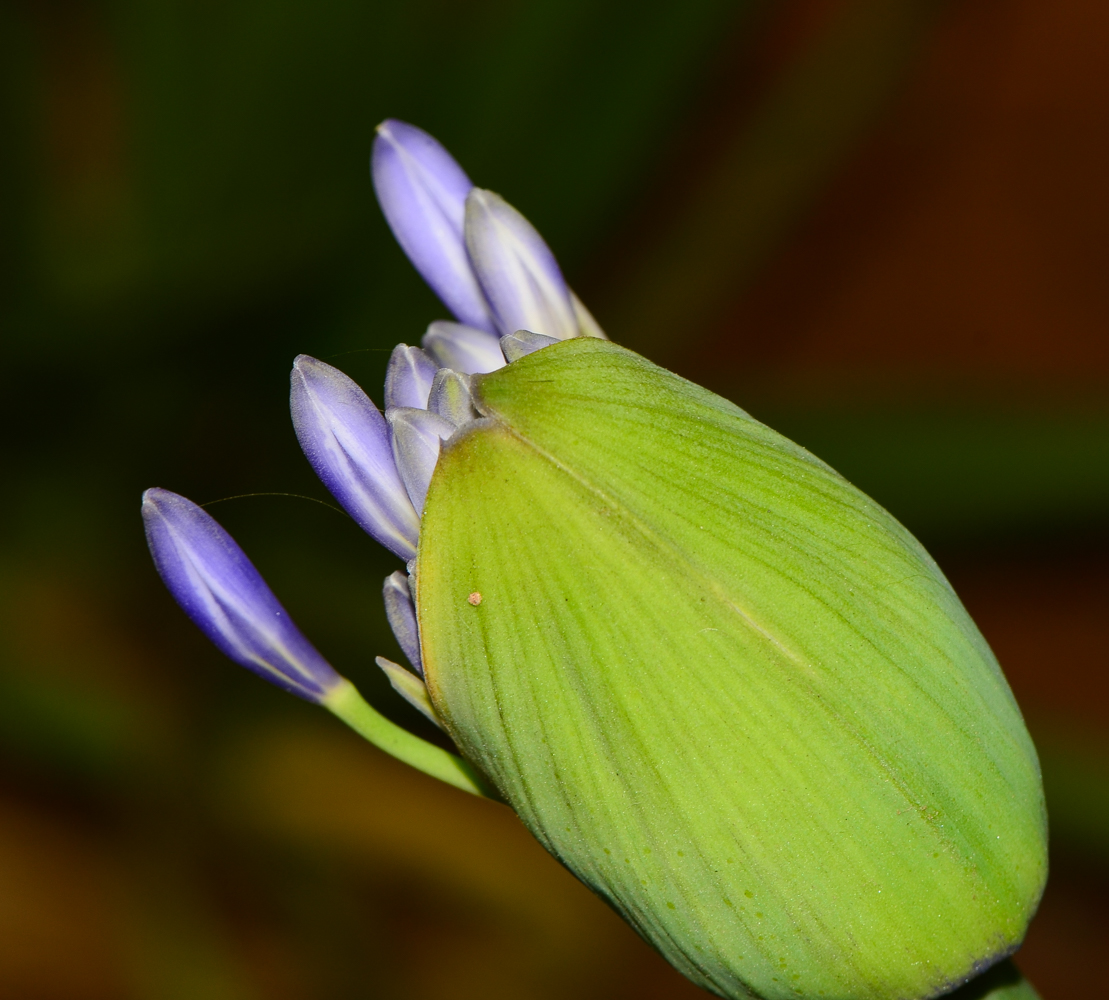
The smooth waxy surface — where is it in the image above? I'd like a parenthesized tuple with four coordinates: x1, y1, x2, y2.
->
(417, 339, 1046, 1000)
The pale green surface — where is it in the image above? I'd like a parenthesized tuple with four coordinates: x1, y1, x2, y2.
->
(322, 680, 492, 798)
(418, 340, 1047, 1000)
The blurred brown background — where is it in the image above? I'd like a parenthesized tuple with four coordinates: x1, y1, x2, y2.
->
(1, 0, 1106, 997)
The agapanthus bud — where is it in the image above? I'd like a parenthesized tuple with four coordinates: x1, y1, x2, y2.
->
(372, 120, 496, 332)
(290, 355, 419, 559)
(464, 188, 579, 340)
(384, 343, 438, 411)
(422, 321, 506, 375)
(142, 488, 342, 701)
(386, 406, 457, 513)
(142, 488, 491, 797)
(382, 570, 422, 675)
(500, 330, 559, 362)
(416, 339, 1047, 1000)
(427, 369, 477, 428)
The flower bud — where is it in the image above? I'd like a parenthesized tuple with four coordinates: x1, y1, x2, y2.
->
(291, 355, 419, 559)
(427, 369, 478, 428)
(142, 488, 490, 797)
(384, 343, 438, 411)
(372, 119, 496, 332)
(500, 330, 559, 362)
(372, 119, 606, 342)
(416, 339, 1047, 1000)
(142, 488, 342, 701)
(465, 188, 578, 340)
(422, 321, 506, 375)
(386, 406, 458, 514)
(383, 570, 422, 675)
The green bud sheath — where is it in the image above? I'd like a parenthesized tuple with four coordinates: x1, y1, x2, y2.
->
(417, 339, 1046, 1000)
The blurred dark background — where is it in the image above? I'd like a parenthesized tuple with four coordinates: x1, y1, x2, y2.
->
(0, 0, 1105, 996)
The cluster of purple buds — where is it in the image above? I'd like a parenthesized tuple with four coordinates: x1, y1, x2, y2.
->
(142, 120, 603, 792)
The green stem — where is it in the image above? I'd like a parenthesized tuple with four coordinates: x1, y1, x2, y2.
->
(322, 680, 496, 799)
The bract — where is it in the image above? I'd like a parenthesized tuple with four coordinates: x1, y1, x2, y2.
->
(417, 338, 1046, 1000)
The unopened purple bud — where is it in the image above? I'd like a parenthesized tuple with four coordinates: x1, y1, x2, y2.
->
(383, 571, 422, 675)
(427, 369, 477, 428)
(384, 344, 438, 411)
(291, 356, 420, 560)
(142, 489, 341, 702)
(372, 120, 496, 333)
(500, 330, 560, 362)
(387, 406, 457, 514)
(464, 188, 578, 340)
(422, 321, 506, 375)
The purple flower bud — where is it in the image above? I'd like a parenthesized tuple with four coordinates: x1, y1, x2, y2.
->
(383, 571, 422, 675)
(464, 188, 578, 340)
(291, 356, 420, 560)
(142, 489, 341, 702)
(422, 321, 506, 375)
(384, 344, 438, 411)
(427, 368, 477, 428)
(386, 406, 457, 514)
(372, 120, 496, 333)
(500, 330, 560, 362)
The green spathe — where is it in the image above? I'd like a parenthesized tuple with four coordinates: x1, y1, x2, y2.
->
(417, 339, 1046, 1000)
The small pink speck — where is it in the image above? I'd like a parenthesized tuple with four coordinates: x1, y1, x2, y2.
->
(467, 592, 482, 606)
